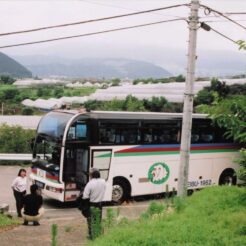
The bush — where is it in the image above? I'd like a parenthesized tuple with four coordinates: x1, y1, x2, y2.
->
(175, 74, 185, 82)
(0, 124, 35, 153)
(0, 75, 15, 84)
(21, 107, 34, 115)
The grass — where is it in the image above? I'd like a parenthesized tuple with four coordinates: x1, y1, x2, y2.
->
(0, 214, 20, 229)
(87, 186, 246, 246)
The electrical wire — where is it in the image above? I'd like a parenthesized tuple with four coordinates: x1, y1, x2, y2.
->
(81, 0, 185, 19)
(205, 20, 246, 23)
(0, 18, 185, 49)
(225, 12, 246, 15)
(200, 22, 238, 45)
(200, 4, 246, 31)
(0, 4, 188, 37)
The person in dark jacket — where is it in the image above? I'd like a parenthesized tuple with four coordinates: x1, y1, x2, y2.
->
(22, 184, 43, 226)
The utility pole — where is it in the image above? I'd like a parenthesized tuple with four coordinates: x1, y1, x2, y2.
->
(177, 0, 199, 197)
(1, 103, 3, 115)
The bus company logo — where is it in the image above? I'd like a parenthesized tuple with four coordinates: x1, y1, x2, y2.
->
(148, 162, 170, 184)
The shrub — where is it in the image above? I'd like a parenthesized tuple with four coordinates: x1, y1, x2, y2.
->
(0, 124, 35, 153)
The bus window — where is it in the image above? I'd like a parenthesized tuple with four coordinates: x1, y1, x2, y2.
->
(143, 129, 152, 143)
(191, 134, 199, 143)
(201, 133, 214, 143)
(192, 119, 215, 144)
(121, 129, 139, 144)
(67, 122, 87, 141)
(99, 128, 116, 144)
(142, 122, 180, 144)
(98, 121, 140, 145)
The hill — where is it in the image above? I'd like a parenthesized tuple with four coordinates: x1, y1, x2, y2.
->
(14, 57, 172, 79)
(0, 52, 32, 78)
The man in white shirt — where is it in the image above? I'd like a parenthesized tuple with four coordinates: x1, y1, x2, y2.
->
(83, 168, 106, 239)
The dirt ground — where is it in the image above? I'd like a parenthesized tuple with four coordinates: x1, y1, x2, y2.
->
(0, 216, 88, 246)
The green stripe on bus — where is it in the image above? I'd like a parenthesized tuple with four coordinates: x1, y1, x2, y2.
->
(46, 178, 59, 183)
(95, 148, 238, 158)
(115, 151, 180, 157)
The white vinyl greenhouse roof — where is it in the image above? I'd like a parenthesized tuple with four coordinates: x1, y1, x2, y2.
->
(21, 78, 245, 110)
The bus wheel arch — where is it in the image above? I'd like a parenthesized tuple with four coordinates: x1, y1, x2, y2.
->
(219, 168, 237, 186)
(112, 177, 131, 204)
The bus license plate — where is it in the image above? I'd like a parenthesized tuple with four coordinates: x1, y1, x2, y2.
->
(35, 180, 45, 189)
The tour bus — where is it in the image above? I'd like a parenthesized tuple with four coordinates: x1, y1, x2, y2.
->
(30, 110, 239, 203)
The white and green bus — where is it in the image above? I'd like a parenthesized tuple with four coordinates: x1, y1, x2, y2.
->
(30, 110, 240, 203)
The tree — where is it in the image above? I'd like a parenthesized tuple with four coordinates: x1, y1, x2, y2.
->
(21, 107, 34, 115)
(2, 88, 19, 100)
(210, 78, 230, 98)
(122, 95, 145, 111)
(195, 78, 230, 106)
(36, 88, 44, 97)
(197, 96, 246, 182)
(144, 96, 174, 112)
(53, 87, 64, 98)
(175, 74, 186, 82)
(0, 75, 15, 84)
(111, 78, 121, 87)
(0, 124, 35, 153)
(237, 40, 246, 50)
(194, 88, 214, 105)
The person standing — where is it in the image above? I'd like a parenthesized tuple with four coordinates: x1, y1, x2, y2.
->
(11, 168, 27, 217)
(22, 184, 43, 226)
(83, 168, 106, 239)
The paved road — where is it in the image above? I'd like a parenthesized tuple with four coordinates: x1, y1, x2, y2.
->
(0, 165, 158, 219)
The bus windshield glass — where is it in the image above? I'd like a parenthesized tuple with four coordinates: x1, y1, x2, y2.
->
(37, 112, 73, 140)
(33, 137, 62, 171)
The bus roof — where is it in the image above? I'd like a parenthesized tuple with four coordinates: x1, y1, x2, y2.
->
(88, 111, 208, 120)
(53, 110, 208, 120)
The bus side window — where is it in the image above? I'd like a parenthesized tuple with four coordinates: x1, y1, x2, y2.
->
(143, 129, 152, 143)
(99, 128, 108, 143)
(201, 133, 214, 143)
(191, 134, 199, 143)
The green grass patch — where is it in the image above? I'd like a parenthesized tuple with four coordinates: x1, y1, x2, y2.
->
(87, 186, 246, 246)
(0, 214, 20, 228)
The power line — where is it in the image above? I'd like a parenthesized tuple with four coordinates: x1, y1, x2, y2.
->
(0, 18, 185, 49)
(82, 0, 185, 19)
(225, 12, 246, 15)
(200, 4, 246, 31)
(201, 22, 238, 45)
(205, 19, 246, 23)
(0, 4, 188, 37)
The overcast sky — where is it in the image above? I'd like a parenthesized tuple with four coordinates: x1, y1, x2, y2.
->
(0, 0, 245, 60)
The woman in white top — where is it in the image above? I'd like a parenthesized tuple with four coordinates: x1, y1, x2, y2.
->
(12, 169, 27, 217)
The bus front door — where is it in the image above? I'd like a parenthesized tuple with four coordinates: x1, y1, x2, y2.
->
(90, 148, 113, 201)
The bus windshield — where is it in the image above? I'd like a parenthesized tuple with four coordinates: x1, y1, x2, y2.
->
(37, 112, 73, 140)
(33, 136, 62, 171)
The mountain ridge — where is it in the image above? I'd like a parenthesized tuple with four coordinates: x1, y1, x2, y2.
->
(0, 52, 32, 78)
(14, 57, 172, 79)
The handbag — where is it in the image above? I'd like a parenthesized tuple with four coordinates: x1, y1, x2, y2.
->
(77, 196, 90, 218)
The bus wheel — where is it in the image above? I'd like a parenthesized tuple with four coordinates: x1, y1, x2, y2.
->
(112, 179, 128, 204)
(219, 169, 237, 186)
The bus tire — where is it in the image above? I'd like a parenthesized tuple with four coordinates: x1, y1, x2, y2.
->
(219, 169, 237, 186)
(112, 178, 130, 204)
